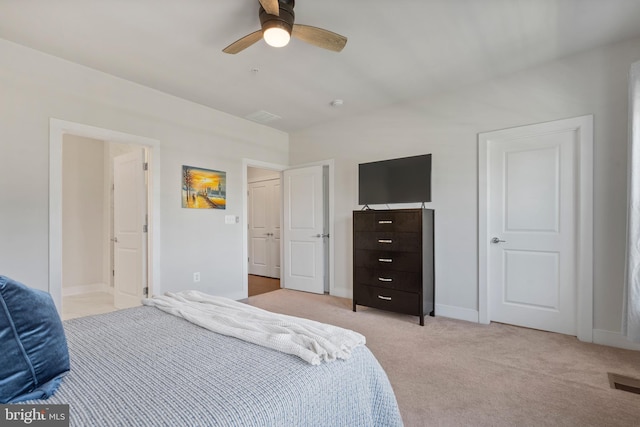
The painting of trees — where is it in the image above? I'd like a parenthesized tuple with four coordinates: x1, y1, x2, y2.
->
(181, 165, 226, 209)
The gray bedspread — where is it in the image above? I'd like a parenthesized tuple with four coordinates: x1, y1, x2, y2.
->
(28, 306, 403, 426)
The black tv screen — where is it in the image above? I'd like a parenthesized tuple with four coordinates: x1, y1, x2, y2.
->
(358, 154, 431, 205)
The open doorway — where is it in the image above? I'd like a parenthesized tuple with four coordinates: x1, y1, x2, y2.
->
(61, 136, 150, 319)
(49, 119, 160, 317)
(247, 166, 282, 297)
(243, 159, 335, 299)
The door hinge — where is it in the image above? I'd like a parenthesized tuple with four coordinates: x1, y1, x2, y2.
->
(112, 269, 115, 277)
(143, 162, 148, 171)
(143, 224, 148, 233)
(143, 287, 149, 296)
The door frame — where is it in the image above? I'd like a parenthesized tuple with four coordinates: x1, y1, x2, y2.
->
(49, 118, 161, 312)
(478, 115, 593, 342)
(242, 158, 335, 298)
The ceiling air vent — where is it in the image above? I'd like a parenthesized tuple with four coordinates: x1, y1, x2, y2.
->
(245, 110, 281, 124)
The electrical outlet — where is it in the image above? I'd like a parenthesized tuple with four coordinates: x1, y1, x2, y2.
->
(193, 272, 201, 283)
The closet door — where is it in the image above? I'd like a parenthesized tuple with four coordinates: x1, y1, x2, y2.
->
(248, 178, 280, 278)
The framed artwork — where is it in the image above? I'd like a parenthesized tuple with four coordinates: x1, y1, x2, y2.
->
(182, 165, 226, 209)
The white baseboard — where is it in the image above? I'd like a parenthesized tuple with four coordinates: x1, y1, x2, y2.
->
(435, 303, 479, 323)
(330, 288, 351, 299)
(593, 329, 640, 351)
(426, 308, 640, 352)
(63, 282, 109, 297)
(330, 290, 480, 322)
(293, 289, 639, 352)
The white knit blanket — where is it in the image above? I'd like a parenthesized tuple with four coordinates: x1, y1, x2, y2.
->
(142, 291, 365, 365)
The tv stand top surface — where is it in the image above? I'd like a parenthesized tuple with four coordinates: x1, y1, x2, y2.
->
(360, 203, 429, 211)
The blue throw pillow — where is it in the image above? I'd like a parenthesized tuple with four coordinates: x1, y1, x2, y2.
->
(0, 275, 70, 403)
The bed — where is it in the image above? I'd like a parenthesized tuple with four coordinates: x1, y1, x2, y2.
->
(25, 305, 403, 426)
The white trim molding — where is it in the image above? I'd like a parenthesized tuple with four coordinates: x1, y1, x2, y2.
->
(436, 304, 480, 323)
(593, 329, 640, 351)
(62, 283, 111, 297)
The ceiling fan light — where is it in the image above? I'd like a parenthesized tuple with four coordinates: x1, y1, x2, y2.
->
(263, 26, 290, 47)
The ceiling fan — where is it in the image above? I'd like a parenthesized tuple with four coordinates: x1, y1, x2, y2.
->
(222, 0, 347, 54)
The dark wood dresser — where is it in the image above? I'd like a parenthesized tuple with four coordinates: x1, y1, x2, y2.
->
(352, 208, 434, 325)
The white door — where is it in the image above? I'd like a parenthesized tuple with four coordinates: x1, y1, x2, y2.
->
(283, 165, 325, 294)
(113, 149, 147, 309)
(248, 178, 281, 278)
(485, 122, 579, 335)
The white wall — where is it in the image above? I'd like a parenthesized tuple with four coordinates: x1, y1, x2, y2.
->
(289, 36, 640, 338)
(248, 166, 280, 182)
(0, 38, 288, 300)
(62, 134, 106, 291)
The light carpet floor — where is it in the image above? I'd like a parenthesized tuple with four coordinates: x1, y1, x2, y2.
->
(246, 289, 640, 427)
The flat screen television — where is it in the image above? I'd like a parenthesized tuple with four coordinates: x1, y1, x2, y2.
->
(358, 154, 431, 206)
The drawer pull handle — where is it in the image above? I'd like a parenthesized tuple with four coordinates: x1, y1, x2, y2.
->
(378, 258, 393, 263)
(378, 295, 392, 301)
(378, 220, 393, 224)
(378, 277, 393, 282)
(378, 239, 393, 244)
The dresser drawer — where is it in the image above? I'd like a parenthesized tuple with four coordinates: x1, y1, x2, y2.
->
(354, 267, 421, 291)
(353, 231, 421, 252)
(353, 210, 422, 232)
(354, 285, 420, 316)
(354, 249, 422, 272)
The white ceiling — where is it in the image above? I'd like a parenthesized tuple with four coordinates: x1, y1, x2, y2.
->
(1, 0, 640, 132)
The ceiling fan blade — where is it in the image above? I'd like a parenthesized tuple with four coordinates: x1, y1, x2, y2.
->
(291, 24, 347, 52)
(259, 0, 279, 16)
(222, 30, 263, 54)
